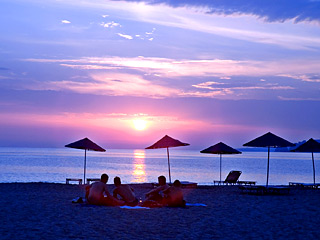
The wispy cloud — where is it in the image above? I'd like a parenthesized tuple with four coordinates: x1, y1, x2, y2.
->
(101, 21, 121, 28)
(34, 72, 181, 98)
(279, 74, 320, 83)
(21, 54, 319, 100)
(278, 96, 320, 101)
(118, 0, 320, 24)
(7, 0, 320, 51)
(60, 64, 120, 70)
(61, 20, 71, 24)
(86, 0, 320, 50)
(117, 33, 133, 39)
(24, 56, 320, 78)
(192, 81, 294, 91)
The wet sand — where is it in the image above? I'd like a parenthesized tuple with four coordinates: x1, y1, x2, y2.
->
(0, 183, 319, 239)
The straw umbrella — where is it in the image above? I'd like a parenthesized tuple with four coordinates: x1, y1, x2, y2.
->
(65, 137, 106, 184)
(145, 135, 189, 183)
(243, 132, 295, 186)
(291, 138, 320, 184)
(200, 142, 241, 183)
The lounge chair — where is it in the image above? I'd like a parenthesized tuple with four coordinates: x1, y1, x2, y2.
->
(86, 178, 100, 185)
(289, 182, 320, 189)
(239, 185, 290, 195)
(152, 181, 197, 188)
(66, 178, 82, 185)
(214, 170, 241, 185)
(214, 171, 256, 186)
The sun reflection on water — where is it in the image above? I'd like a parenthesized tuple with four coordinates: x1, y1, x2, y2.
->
(132, 150, 147, 183)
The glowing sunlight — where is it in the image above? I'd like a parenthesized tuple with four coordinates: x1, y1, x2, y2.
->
(132, 150, 146, 183)
(133, 119, 147, 131)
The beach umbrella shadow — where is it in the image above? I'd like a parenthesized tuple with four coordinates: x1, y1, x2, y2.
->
(243, 132, 295, 186)
(65, 137, 106, 184)
(291, 138, 320, 184)
(145, 135, 189, 183)
(200, 142, 241, 183)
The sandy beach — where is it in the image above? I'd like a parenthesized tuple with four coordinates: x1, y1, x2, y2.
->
(0, 183, 319, 240)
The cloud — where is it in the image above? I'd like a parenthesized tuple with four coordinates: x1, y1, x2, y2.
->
(279, 74, 320, 83)
(192, 81, 294, 91)
(37, 72, 181, 98)
(60, 64, 120, 70)
(188, 81, 295, 98)
(278, 96, 320, 101)
(101, 21, 121, 28)
(22, 56, 320, 100)
(117, 33, 133, 39)
(11, 1, 320, 50)
(61, 20, 71, 24)
(50, 0, 320, 24)
(24, 55, 320, 82)
(127, 0, 320, 24)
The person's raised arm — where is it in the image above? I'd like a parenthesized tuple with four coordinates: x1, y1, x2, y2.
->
(145, 188, 156, 197)
(103, 185, 112, 198)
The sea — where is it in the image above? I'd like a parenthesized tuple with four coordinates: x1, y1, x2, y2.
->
(0, 147, 318, 185)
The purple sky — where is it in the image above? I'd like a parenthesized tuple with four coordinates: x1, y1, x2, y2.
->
(0, 0, 320, 149)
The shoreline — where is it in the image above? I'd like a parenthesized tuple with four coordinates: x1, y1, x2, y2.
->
(1, 182, 320, 239)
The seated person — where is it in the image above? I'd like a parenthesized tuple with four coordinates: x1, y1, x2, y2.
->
(163, 180, 186, 207)
(145, 175, 169, 201)
(86, 173, 124, 206)
(113, 176, 138, 206)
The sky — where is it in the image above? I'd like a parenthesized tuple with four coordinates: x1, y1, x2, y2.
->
(0, 0, 320, 149)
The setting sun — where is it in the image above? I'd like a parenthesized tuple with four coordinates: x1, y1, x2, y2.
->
(133, 119, 147, 131)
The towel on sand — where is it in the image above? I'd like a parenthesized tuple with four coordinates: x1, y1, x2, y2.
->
(186, 203, 207, 207)
(120, 206, 150, 209)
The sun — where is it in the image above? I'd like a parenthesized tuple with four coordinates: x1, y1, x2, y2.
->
(133, 119, 147, 131)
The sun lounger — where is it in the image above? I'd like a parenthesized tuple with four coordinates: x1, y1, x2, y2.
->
(66, 178, 82, 185)
(214, 171, 256, 186)
(237, 181, 256, 185)
(214, 170, 241, 185)
(180, 181, 198, 188)
(86, 178, 100, 185)
(289, 182, 320, 189)
(152, 181, 197, 188)
(240, 185, 290, 195)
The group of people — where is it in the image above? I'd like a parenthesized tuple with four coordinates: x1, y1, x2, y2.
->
(85, 174, 185, 208)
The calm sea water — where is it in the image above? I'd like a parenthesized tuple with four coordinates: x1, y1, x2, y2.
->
(0, 147, 318, 185)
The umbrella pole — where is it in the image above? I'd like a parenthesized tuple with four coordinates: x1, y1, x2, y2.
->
(84, 149, 87, 185)
(167, 147, 171, 184)
(266, 146, 270, 187)
(219, 154, 222, 183)
(312, 152, 315, 185)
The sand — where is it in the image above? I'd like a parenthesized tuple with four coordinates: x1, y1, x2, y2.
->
(0, 183, 319, 240)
